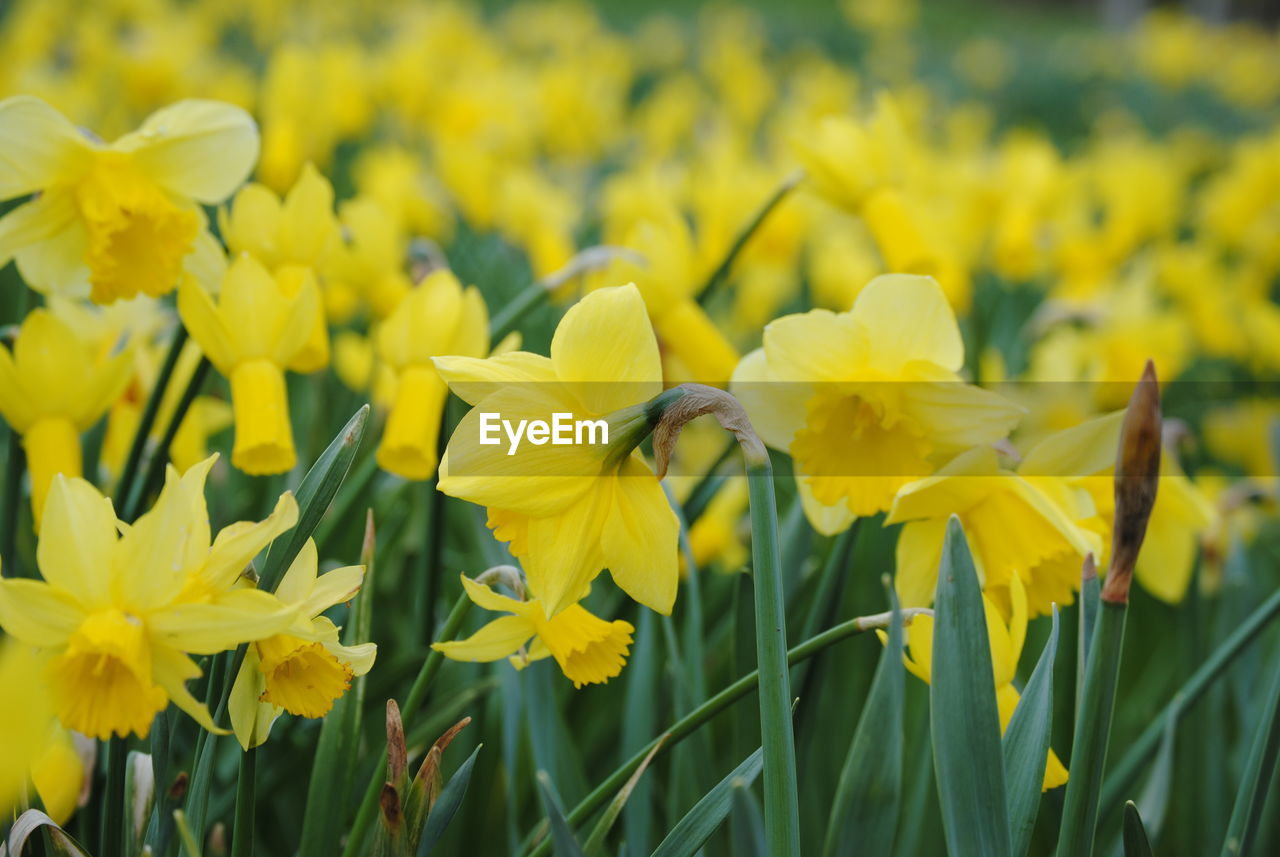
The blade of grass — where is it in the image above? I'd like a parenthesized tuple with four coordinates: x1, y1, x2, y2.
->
(418, 745, 482, 857)
(1005, 606, 1060, 857)
(650, 748, 764, 857)
(583, 740, 665, 857)
(536, 772, 588, 857)
(1123, 803, 1154, 857)
(1077, 557, 1100, 721)
(823, 580, 903, 857)
(1220, 662, 1280, 857)
(931, 518, 1012, 857)
(230, 747, 256, 857)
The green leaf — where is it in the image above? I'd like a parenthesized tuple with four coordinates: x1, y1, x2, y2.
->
(417, 745, 482, 857)
(1220, 663, 1280, 857)
(824, 585, 903, 857)
(930, 517, 1012, 857)
(536, 771, 588, 857)
(258, 403, 370, 594)
(1077, 562, 1100, 720)
(620, 609, 660, 857)
(650, 748, 764, 857)
(1004, 605, 1060, 857)
(730, 784, 767, 857)
(583, 738, 664, 857)
(1122, 803, 1154, 857)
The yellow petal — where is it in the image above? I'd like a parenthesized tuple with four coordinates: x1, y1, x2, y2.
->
(0, 343, 36, 431)
(221, 183, 282, 260)
(729, 348, 810, 452)
(795, 476, 858, 537)
(901, 381, 1025, 457)
(850, 274, 963, 373)
(278, 163, 338, 265)
(0, 96, 93, 197)
(151, 643, 229, 735)
(203, 491, 299, 591)
(12, 215, 91, 297)
(523, 484, 612, 617)
(432, 352, 558, 406)
(894, 518, 948, 608)
(274, 538, 321, 607)
(1018, 411, 1125, 477)
(459, 573, 529, 615)
(178, 275, 237, 372)
(0, 578, 84, 646)
(761, 308, 864, 382)
(431, 615, 534, 662)
(115, 100, 259, 204)
(149, 589, 296, 654)
(551, 284, 662, 415)
(37, 474, 118, 607)
(886, 447, 1002, 524)
(228, 644, 275, 749)
(601, 455, 679, 615)
(299, 565, 365, 618)
(0, 191, 79, 267)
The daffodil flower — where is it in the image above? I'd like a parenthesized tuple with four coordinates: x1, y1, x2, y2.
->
(0, 96, 258, 302)
(434, 284, 680, 617)
(0, 639, 51, 816)
(0, 308, 133, 526)
(178, 253, 321, 475)
(883, 574, 1068, 790)
(888, 445, 1100, 617)
(1018, 410, 1217, 604)
(0, 456, 299, 740)
(433, 574, 634, 688)
(376, 269, 489, 480)
(229, 539, 375, 750)
(732, 273, 1023, 535)
(219, 162, 341, 372)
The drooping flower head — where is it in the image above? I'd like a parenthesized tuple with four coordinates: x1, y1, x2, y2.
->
(433, 573, 634, 688)
(0, 308, 133, 526)
(733, 274, 1023, 535)
(0, 96, 258, 302)
(230, 539, 375, 749)
(0, 456, 298, 739)
(435, 284, 680, 617)
(178, 253, 321, 475)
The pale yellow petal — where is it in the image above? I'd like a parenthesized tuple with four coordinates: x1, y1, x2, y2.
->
(551, 284, 662, 415)
(601, 455, 680, 615)
(761, 309, 864, 382)
(432, 352, 557, 406)
(0, 191, 78, 266)
(523, 485, 612, 617)
(178, 275, 237, 373)
(152, 643, 229, 736)
(894, 518, 948, 608)
(459, 573, 529, 615)
(149, 589, 296, 654)
(228, 645, 276, 749)
(901, 381, 1025, 457)
(1018, 411, 1124, 477)
(299, 565, 365, 618)
(116, 100, 259, 204)
(851, 274, 963, 373)
(12, 216, 90, 298)
(431, 615, 534, 662)
(37, 474, 118, 607)
(729, 348, 810, 451)
(0, 96, 93, 197)
(795, 477, 858, 537)
(203, 492, 299, 592)
(0, 579, 84, 646)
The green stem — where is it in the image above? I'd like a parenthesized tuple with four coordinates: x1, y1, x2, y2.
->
(695, 171, 802, 306)
(124, 356, 212, 522)
(340, 592, 472, 857)
(1056, 601, 1127, 857)
(489, 283, 550, 348)
(115, 325, 188, 510)
(101, 736, 127, 857)
(231, 748, 256, 857)
(519, 604, 913, 857)
(1101, 586, 1280, 815)
(1, 429, 24, 577)
(1220, 655, 1280, 856)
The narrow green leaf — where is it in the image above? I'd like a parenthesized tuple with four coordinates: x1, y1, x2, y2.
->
(583, 738, 665, 857)
(173, 809, 203, 857)
(730, 784, 767, 857)
(621, 609, 659, 857)
(650, 748, 764, 857)
(230, 747, 257, 857)
(1123, 803, 1155, 857)
(931, 517, 1012, 857)
(1056, 601, 1127, 857)
(417, 745, 482, 857)
(258, 403, 370, 594)
(1077, 560, 1100, 720)
(1220, 663, 1280, 857)
(536, 771, 588, 857)
(824, 585, 903, 857)
(1004, 605, 1060, 857)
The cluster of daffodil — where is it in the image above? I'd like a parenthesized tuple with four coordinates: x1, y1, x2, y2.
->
(0, 0, 1277, 855)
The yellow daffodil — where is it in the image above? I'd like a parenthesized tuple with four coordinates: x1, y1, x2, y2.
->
(0, 95, 257, 302)
(0, 639, 51, 815)
(30, 724, 85, 825)
(376, 270, 489, 480)
(0, 308, 133, 526)
(884, 574, 1068, 790)
(219, 162, 339, 372)
(732, 274, 1023, 535)
(433, 574, 634, 688)
(330, 195, 412, 320)
(888, 445, 1100, 617)
(1018, 411, 1217, 604)
(178, 253, 321, 475)
(229, 539, 375, 749)
(434, 284, 679, 617)
(0, 456, 298, 739)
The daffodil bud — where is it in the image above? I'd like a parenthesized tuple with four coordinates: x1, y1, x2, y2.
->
(1102, 361, 1162, 604)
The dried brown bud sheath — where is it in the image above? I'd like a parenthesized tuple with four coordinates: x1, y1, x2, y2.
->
(385, 699, 407, 785)
(652, 383, 767, 477)
(1102, 361, 1162, 604)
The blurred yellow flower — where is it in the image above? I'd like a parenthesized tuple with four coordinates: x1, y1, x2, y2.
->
(0, 638, 52, 816)
(178, 253, 321, 475)
(0, 96, 257, 302)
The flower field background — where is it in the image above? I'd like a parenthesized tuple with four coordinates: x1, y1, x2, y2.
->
(1, 1, 1280, 856)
